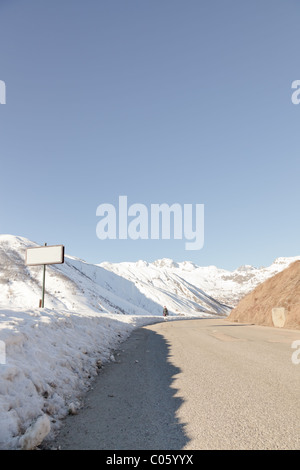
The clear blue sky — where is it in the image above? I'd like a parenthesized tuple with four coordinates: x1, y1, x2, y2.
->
(0, 0, 299, 270)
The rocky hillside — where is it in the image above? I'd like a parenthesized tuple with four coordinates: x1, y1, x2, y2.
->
(227, 260, 300, 329)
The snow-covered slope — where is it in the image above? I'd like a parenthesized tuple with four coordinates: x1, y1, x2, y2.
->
(100, 255, 300, 309)
(0, 235, 231, 316)
(1, 234, 298, 316)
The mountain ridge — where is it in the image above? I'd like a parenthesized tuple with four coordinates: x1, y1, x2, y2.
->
(1, 234, 299, 316)
(0, 235, 230, 316)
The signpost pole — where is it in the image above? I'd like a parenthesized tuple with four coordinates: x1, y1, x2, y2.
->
(41, 243, 47, 308)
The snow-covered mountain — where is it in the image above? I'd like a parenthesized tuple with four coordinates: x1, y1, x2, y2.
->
(100, 255, 300, 310)
(0, 235, 231, 316)
(1, 234, 299, 317)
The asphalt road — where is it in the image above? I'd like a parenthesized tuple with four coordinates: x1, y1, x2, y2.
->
(50, 318, 300, 450)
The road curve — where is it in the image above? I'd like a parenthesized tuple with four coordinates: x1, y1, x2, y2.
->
(49, 319, 300, 450)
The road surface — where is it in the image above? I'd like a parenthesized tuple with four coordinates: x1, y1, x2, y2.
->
(49, 318, 300, 450)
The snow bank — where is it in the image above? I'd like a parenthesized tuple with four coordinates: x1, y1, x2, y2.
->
(19, 414, 51, 450)
(0, 306, 163, 449)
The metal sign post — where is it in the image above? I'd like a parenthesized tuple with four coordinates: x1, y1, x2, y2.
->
(41, 243, 47, 308)
(26, 243, 65, 308)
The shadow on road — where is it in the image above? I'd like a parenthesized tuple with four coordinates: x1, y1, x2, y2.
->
(48, 326, 189, 450)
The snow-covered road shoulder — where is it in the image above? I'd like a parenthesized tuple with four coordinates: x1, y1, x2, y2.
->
(0, 307, 166, 449)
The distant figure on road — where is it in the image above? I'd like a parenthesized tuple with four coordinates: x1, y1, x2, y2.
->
(163, 306, 169, 319)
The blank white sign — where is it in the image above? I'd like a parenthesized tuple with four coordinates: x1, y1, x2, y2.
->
(26, 245, 64, 266)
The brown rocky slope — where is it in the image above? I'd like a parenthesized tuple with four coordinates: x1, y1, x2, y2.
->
(227, 260, 300, 330)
